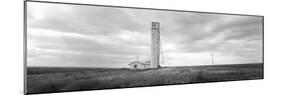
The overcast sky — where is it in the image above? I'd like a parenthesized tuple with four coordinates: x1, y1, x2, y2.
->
(27, 2, 263, 68)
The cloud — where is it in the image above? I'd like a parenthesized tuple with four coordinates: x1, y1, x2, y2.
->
(27, 2, 263, 67)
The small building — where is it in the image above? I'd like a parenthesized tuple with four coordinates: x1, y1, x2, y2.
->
(129, 61, 151, 70)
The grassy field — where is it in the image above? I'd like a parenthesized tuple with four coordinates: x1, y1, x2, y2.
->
(26, 63, 263, 94)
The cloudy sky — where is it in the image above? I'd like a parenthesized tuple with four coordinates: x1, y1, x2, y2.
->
(26, 2, 263, 68)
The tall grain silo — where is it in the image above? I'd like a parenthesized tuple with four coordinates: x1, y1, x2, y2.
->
(151, 22, 160, 68)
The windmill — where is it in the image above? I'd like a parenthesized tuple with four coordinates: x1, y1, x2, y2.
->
(210, 53, 214, 65)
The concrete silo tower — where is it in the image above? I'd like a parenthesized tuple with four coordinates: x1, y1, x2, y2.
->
(151, 22, 160, 68)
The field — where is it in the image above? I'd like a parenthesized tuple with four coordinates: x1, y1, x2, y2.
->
(26, 63, 263, 94)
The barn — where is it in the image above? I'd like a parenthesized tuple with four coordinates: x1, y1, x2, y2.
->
(129, 61, 151, 70)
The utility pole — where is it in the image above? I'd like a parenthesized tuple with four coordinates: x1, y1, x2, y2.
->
(137, 54, 139, 62)
(160, 40, 164, 65)
(187, 57, 192, 66)
(210, 54, 214, 65)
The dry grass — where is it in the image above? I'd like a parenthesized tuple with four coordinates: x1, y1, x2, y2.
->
(26, 63, 263, 94)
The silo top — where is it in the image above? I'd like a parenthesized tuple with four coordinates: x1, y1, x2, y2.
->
(152, 22, 160, 30)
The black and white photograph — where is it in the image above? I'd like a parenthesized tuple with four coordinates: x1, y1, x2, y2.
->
(25, 1, 263, 94)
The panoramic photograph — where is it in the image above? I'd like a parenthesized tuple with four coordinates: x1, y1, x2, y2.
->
(25, 1, 263, 94)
